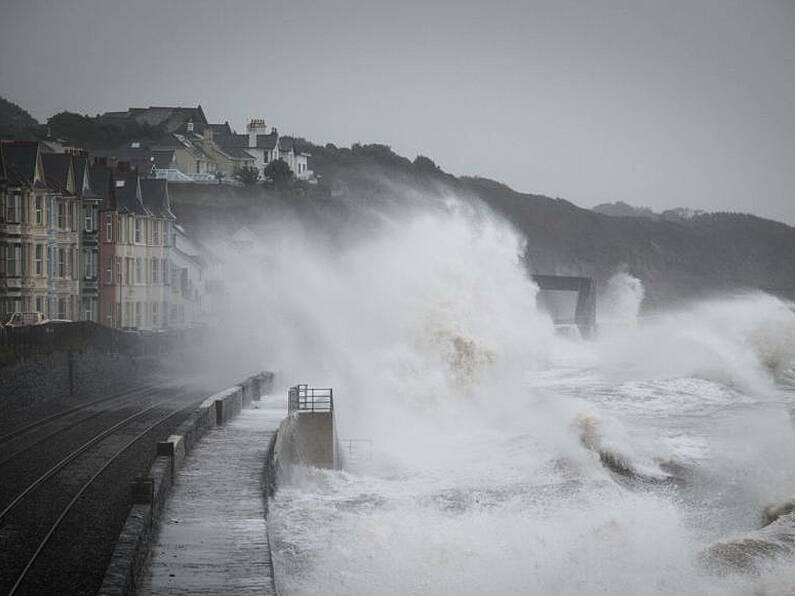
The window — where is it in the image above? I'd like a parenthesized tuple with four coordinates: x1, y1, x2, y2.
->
(134, 219, 142, 243)
(162, 259, 168, 285)
(152, 301, 159, 327)
(135, 302, 142, 328)
(6, 194, 19, 223)
(57, 202, 65, 229)
(58, 298, 66, 320)
(135, 258, 142, 284)
(84, 205, 93, 232)
(153, 220, 160, 245)
(115, 257, 122, 284)
(125, 302, 133, 326)
(152, 258, 159, 284)
(82, 298, 92, 321)
(35, 244, 43, 276)
(35, 196, 44, 225)
(58, 249, 66, 278)
(71, 202, 78, 231)
(36, 296, 44, 313)
(5, 244, 19, 276)
(105, 256, 112, 284)
(105, 215, 113, 242)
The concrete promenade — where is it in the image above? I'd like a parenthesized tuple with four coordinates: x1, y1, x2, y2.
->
(139, 396, 285, 595)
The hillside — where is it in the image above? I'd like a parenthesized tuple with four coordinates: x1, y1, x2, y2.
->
(3, 94, 791, 308)
(0, 96, 40, 137)
(167, 141, 795, 308)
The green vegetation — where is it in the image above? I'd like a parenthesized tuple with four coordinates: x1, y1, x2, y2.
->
(47, 112, 164, 150)
(0, 96, 41, 137)
(234, 165, 260, 186)
(263, 159, 293, 189)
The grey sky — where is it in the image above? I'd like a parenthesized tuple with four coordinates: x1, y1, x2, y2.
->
(2, 0, 794, 224)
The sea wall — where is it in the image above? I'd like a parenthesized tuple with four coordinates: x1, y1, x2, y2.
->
(98, 372, 274, 596)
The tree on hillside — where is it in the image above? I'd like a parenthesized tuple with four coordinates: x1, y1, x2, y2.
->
(0, 96, 40, 137)
(234, 166, 260, 186)
(413, 155, 440, 172)
(47, 111, 164, 150)
(263, 159, 293, 189)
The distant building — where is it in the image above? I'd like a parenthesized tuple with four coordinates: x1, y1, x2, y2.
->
(74, 156, 103, 322)
(99, 105, 208, 134)
(213, 119, 314, 181)
(40, 152, 82, 320)
(97, 163, 173, 330)
(0, 141, 52, 317)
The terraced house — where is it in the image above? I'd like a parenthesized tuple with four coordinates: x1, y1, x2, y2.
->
(0, 141, 54, 318)
(75, 156, 103, 321)
(97, 163, 173, 330)
(40, 152, 81, 320)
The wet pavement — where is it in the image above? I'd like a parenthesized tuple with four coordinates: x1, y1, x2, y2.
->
(140, 396, 285, 595)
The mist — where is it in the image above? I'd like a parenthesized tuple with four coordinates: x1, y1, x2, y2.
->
(178, 184, 795, 595)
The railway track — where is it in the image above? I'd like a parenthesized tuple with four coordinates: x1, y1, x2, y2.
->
(0, 386, 206, 595)
(0, 382, 156, 446)
(0, 383, 158, 470)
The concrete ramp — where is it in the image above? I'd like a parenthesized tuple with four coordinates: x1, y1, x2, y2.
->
(274, 385, 340, 471)
(532, 274, 597, 338)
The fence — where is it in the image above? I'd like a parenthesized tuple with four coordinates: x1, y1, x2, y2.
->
(287, 384, 334, 413)
(0, 321, 206, 366)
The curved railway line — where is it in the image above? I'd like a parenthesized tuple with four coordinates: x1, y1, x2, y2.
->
(0, 383, 155, 446)
(0, 383, 211, 595)
(0, 383, 158, 470)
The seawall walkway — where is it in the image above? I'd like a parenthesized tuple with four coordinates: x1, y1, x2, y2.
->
(139, 396, 285, 595)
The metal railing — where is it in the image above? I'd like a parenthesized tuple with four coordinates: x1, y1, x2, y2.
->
(288, 384, 334, 413)
(341, 439, 372, 461)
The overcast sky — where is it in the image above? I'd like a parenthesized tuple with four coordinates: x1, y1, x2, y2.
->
(1, 0, 793, 223)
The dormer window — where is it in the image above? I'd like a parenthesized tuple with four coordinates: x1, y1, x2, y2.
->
(131, 142, 141, 149)
(187, 122, 194, 132)
(115, 180, 125, 188)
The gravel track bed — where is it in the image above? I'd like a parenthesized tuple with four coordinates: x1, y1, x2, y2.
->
(0, 382, 158, 441)
(0, 386, 176, 512)
(0, 390, 207, 596)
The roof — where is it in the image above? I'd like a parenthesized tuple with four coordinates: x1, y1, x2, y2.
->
(154, 133, 213, 162)
(96, 142, 157, 175)
(207, 122, 233, 136)
(40, 153, 74, 194)
(112, 170, 149, 216)
(1, 141, 40, 187)
(278, 136, 294, 152)
(73, 156, 102, 201)
(100, 106, 208, 133)
(215, 133, 249, 149)
(152, 149, 176, 169)
(258, 133, 279, 150)
(89, 163, 115, 209)
(140, 178, 174, 219)
(222, 146, 255, 160)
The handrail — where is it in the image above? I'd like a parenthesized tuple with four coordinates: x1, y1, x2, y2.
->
(288, 384, 333, 413)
